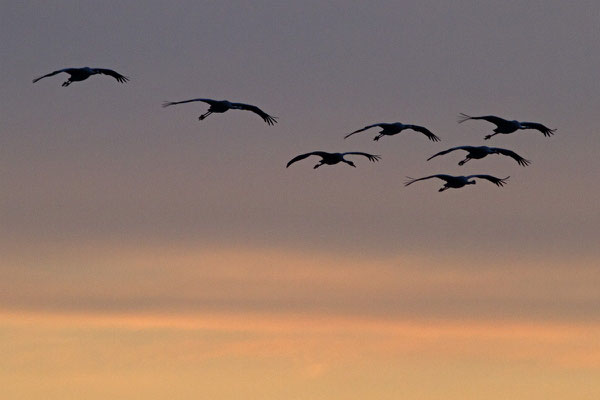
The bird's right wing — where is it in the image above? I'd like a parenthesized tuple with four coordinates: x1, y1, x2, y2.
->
(94, 68, 130, 83)
(492, 148, 531, 166)
(32, 68, 69, 83)
(344, 123, 383, 139)
(232, 103, 278, 125)
(343, 152, 381, 162)
(162, 98, 217, 108)
(468, 175, 510, 187)
(406, 125, 441, 142)
(458, 113, 508, 127)
(520, 122, 556, 137)
(286, 151, 327, 168)
(426, 146, 471, 161)
(404, 174, 453, 186)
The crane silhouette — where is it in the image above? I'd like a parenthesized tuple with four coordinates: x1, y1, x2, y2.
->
(427, 145, 531, 166)
(286, 151, 381, 169)
(163, 98, 278, 125)
(458, 113, 555, 140)
(345, 122, 440, 142)
(404, 174, 509, 192)
(32, 67, 129, 86)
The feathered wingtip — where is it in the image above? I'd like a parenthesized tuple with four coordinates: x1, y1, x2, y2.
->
(543, 128, 557, 137)
(488, 176, 510, 187)
(457, 113, 472, 124)
(264, 115, 278, 126)
(404, 176, 416, 186)
(162, 101, 174, 108)
(429, 133, 441, 142)
(344, 130, 360, 139)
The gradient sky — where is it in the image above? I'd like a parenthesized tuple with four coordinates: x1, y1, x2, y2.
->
(1, 1, 600, 399)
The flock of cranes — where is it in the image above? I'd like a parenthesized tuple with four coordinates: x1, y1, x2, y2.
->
(33, 66, 557, 192)
(403, 113, 555, 191)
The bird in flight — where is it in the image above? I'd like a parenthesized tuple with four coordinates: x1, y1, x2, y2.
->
(286, 151, 381, 169)
(162, 98, 278, 125)
(427, 145, 531, 166)
(32, 67, 129, 86)
(458, 113, 556, 140)
(344, 122, 441, 142)
(404, 174, 509, 192)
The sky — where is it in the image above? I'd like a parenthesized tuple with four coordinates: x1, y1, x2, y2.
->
(1, 1, 600, 399)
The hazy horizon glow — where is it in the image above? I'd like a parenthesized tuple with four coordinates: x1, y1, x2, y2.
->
(2, 308, 600, 399)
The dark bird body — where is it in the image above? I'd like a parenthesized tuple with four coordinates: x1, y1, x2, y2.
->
(427, 145, 531, 166)
(458, 113, 555, 140)
(286, 151, 381, 169)
(404, 174, 509, 192)
(162, 98, 278, 125)
(32, 67, 129, 86)
(345, 122, 440, 142)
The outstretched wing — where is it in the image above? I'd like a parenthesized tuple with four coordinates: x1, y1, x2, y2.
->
(491, 147, 531, 166)
(231, 102, 278, 125)
(520, 121, 556, 137)
(344, 123, 384, 139)
(32, 68, 70, 83)
(162, 98, 218, 108)
(286, 151, 329, 168)
(468, 175, 510, 187)
(93, 68, 129, 83)
(342, 152, 381, 162)
(458, 113, 509, 127)
(427, 146, 472, 161)
(404, 174, 454, 186)
(405, 124, 441, 142)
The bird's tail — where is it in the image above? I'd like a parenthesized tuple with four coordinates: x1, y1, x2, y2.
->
(457, 113, 472, 124)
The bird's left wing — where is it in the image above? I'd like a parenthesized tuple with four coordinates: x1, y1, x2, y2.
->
(162, 98, 217, 108)
(427, 146, 471, 161)
(458, 113, 509, 127)
(32, 68, 69, 83)
(520, 122, 556, 137)
(232, 102, 278, 125)
(468, 175, 510, 186)
(344, 124, 383, 139)
(94, 68, 130, 83)
(405, 125, 441, 142)
(343, 152, 382, 162)
(404, 174, 453, 187)
(286, 151, 327, 168)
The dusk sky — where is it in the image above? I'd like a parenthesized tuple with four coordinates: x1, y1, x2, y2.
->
(1, 1, 600, 399)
